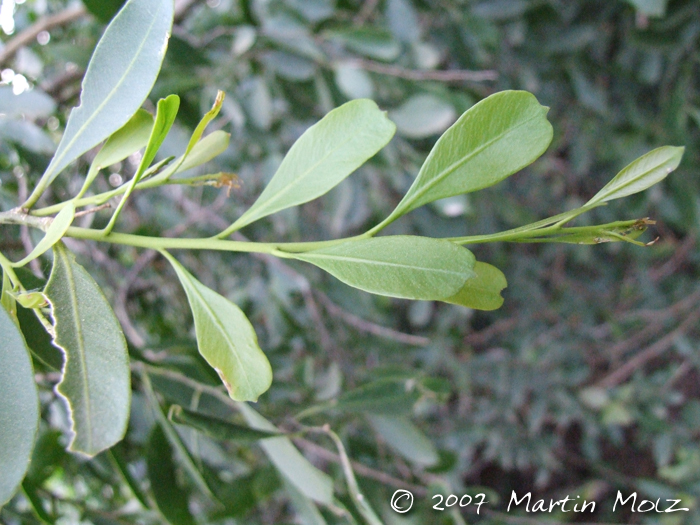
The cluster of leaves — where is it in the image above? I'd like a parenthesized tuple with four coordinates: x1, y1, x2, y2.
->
(1, 0, 699, 524)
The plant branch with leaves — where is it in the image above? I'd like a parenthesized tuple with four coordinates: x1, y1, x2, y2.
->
(0, 0, 685, 518)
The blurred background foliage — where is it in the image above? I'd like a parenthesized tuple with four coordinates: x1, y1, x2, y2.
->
(1, 0, 700, 523)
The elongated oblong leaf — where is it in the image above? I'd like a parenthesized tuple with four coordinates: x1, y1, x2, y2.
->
(11, 203, 75, 268)
(443, 261, 507, 311)
(367, 415, 438, 466)
(293, 236, 475, 300)
(147, 425, 196, 525)
(94, 109, 154, 169)
(222, 99, 396, 234)
(586, 146, 684, 205)
(0, 306, 39, 507)
(239, 403, 334, 505)
(169, 405, 280, 442)
(162, 252, 272, 402)
(387, 91, 553, 221)
(45, 243, 130, 456)
(27, 0, 174, 205)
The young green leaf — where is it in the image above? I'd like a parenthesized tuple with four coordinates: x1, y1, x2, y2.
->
(161, 251, 272, 402)
(378, 91, 553, 228)
(443, 261, 507, 311)
(76, 109, 154, 198)
(175, 130, 230, 174)
(0, 305, 39, 507)
(24, 0, 174, 208)
(292, 236, 475, 300)
(1, 266, 15, 319)
(104, 94, 179, 233)
(44, 243, 130, 457)
(10, 203, 76, 268)
(586, 146, 684, 205)
(367, 415, 439, 467)
(238, 403, 334, 505)
(169, 405, 280, 442)
(146, 425, 197, 525)
(218, 98, 396, 236)
(334, 377, 421, 415)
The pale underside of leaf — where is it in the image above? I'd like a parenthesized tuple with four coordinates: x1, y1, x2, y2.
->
(293, 236, 475, 300)
(443, 261, 507, 311)
(226, 98, 395, 233)
(391, 91, 553, 218)
(28, 0, 173, 204)
(162, 252, 272, 402)
(45, 243, 130, 457)
(587, 146, 684, 205)
(0, 306, 39, 507)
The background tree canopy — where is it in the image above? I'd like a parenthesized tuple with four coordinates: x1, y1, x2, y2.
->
(1, 0, 699, 524)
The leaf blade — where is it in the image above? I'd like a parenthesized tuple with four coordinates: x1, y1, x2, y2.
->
(162, 251, 272, 402)
(0, 306, 39, 507)
(443, 261, 507, 311)
(44, 243, 131, 456)
(27, 0, 174, 205)
(387, 91, 553, 221)
(11, 203, 76, 268)
(292, 236, 475, 300)
(224, 98, 396, 234)
(586, 146, 684, 205)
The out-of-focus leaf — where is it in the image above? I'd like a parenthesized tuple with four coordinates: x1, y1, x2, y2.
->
(82, 0, 127, 23)
(284, 478, 328, 525)
(162, 251, 272, 402)
(586, 146, 684, 205)
(224, 99, 395, 233)
(27, 0, 174, 205)
(292, 236, 475, 300)
(328, 28, 401, 61)
(443, 261, 507, 311)
(239, 403, 334, 505)
(385, 91, 553, 221)
(146, 425, 196, 525)
(44, 243, 130, 457)
(367, 415, 439, 466)
(334, 62, 375, 99)
(0, 305, 39, 507)
(169, 405, 280, 442)
(625, 0, 668, 17)
(11, 203, 75, 268)
(389, 94, 457, 139)
(335, 378, 421, 415)
(386, 0, 421, 43)
(0, 86, 56, 118)
(0, 118, 56, 154)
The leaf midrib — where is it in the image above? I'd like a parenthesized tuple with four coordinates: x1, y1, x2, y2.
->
(597, 153, 676, 201)
(48, 1, 165, 182)
(404, 109, 543, 210)
(57, 248, 93, 452)
(300, 252, 470, 278)
(181, 271, 254, 396)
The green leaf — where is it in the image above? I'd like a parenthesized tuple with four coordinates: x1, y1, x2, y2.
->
(1, 267, 16, 319)
(168, 405, 280, 442)
(335, 378, 421, 415)
(146, 425, 197, 525)
(367, 415, 439, 467)
(292, 236, 475, 300)
(443, 261, 507, 311)
(175, 130, 230, 174)
(384, 91, 553, 222)
(586, 146, 684, 205)
(161, 251, 272, 402)
(82, 0, 127, 23)
(104, 95, 179, 233)
(26, 0, 174, 206)
(389, 94, 457, 139)
(11, 203, 76, 268)
(44, 243, 130, 457)
(0, 305, 39, 507)
(221, 99, 396, 234)
(239, 403, 334, 505)
(625, 0, 668, 17)
(76, 109, 154, 199)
